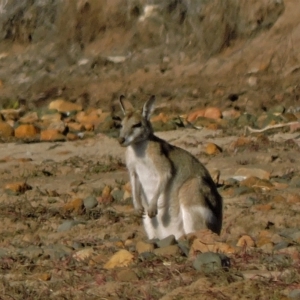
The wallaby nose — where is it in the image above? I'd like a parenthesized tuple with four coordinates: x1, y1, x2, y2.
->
(118, 137, 125, 145)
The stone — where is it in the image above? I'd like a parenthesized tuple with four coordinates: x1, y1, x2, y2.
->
(135, 241, 154, 254)
(67, 122, 85, 132)
(151, 112, 169, 123)
(43, 244, 73, 259)
(235, 168, 270, 180)
(83, 196, 98, 210)
(103, 249, 134, 269)
(204, 107, 222, 119)
(47, 120, 66, 133)
(222, 109, 241, 119)
(237, 113, 256, 127)
(236, 235, 255, 248)
(111, 188, 124, 202)
(57, 220, 81, 232)
(40, 129, 66, 141)
(49, 99, 82, 113)
(34, 273, 51, 281)
(15, 124, 39, 138)
(117, 269, 139, 282)
(19, 111, 39, 124)
(0, 121, 14, 137)
(290, 176, 300, 188)
(63, 198, 83, 214)
(193, 252, 223, 273)
(240, 176, 273, 190)
(66, 132, 78, 141)
(187, 109, 205, 122)
(19, 246, 43, 260)
(153, 245, 180, 256)
(98, 185, 113, 204)
(206, 143, 222, 155)
(73, 247, 94, 262)
(177, 240, 190, 257)
(156, 235, 176, 248)
(41, 112, 62, 123)
(289, 289, 300, 299)
(4, 182, 32, 194)
(268, 105, 285, 115)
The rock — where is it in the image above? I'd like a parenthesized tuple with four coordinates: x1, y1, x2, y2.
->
(66, 132, 78, 141)
(247, 76, 257, 87)
(235, 168, 270, 180)
(41, 112, 62, 123)
(135, 241, 154, 254)
(73, 247, 94, 262)
(237, 113, 256, 127)
(268, 105, 285, 115)
(222, 109, 241, 119)
(19, 112, 39, 124)
(67, 122, 85, 132)
(156, 235, 176, 248)
(4, 182, 32, 194)
(236, 235, 255, 248)
(83, 196, 98, 210)
(47, 120, 66, 133)
(57, 220, 81, 232)
(34, 273, 51, 281)
(187, 109, 205, 122)
(206, 143, 222, 155)
(153, 245, 180, 256)
(138, 252, 156, 261)
(177, 240, 190, 257)
(193, 252, 223, 273)
(204, 107, 222, 119)
(151, 112, 169, 123)
(290, 176, 300, 188)
(43, 244, 73, 259)
(240, 176, 273, 190)
(289, 289, 300, 299)
(40, 129, 66, 141)
(111, 188, 124, 202)
(0, 106, 26, 121)
(98, 185, 113, 204)
(49, 99, 82, 113)
(18, 246, 43, 260)
(103, 249, 134, 269)
(117, 269, 139, 282)
(0, 121, 14, 137)
(15, 124, 39, 138)
(63, 198, 84, 214)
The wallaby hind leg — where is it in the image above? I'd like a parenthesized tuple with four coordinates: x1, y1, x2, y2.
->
(179, 178, 220, 235)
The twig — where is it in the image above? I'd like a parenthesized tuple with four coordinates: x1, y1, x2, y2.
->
(246, 121, 299, 134)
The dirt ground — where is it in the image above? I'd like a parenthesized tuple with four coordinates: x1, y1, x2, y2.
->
(0, 126, 300, 299)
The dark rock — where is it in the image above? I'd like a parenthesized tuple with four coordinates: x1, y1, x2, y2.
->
(156, 235, 176, 248)
(193, 252, 226, 273)
(83, 196, 98, 210)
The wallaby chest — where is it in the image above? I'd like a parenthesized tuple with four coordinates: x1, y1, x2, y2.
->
(126, 146, 160, 200)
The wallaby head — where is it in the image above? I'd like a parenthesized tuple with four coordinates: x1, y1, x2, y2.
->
(118, 95, 156, 147)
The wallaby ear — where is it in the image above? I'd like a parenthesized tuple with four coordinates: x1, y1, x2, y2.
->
(119, 95, 126, 115)
(142, 95, 156, 120)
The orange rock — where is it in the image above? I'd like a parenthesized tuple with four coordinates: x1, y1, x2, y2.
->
(206, 143, 222, 155)
(235, 168, 270, 180)
(40, 129, 66, 141)
(253, 204, 272, 211)
(256, 230, 273, 248)
(47, 120, 66, 133)
(49, 99, 82, 112)
(236, 235, 255, 248)
(0, 121, 14, 137)
(63, 198, 83, 213)
(286, 193, 300, 203)
(98, 185, 113, 204)
(76, 111, 102, 127)
(240, 176, 273, 190)
(187, 109, 205, 122)
(104, 249, 134, 269)
(15, 124, 39, 138)
(151, 112, 169, 123)
(84, 123, 94, 131)
(67, 122, 85, 132)
(66, 132, 78, 141)
(204, 107, 222, 119)
(4, 182, 32, 194)
(206, 123, 219, 130)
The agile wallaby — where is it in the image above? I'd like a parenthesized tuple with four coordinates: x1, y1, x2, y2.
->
(118, 95, 223, 240)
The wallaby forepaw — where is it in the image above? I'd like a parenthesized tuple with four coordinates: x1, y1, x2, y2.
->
(135, 206, 145, 217)
(147, 206, 158, 218)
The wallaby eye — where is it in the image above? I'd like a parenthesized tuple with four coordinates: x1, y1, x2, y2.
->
(132, 122, 142, 128)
